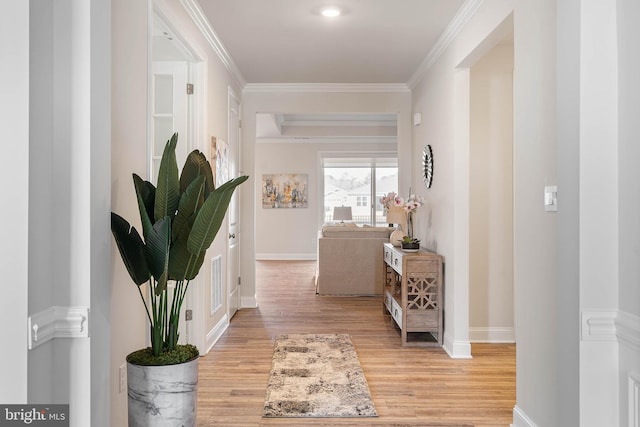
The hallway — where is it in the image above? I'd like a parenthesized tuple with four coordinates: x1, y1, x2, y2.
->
(196, 261, 515, 426)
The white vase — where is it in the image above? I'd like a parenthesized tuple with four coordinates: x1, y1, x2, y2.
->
(127, 357, 198, 427)
(390, 225, 405, 247)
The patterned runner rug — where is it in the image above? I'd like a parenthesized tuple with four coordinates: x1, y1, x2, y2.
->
(262, 333, 378, 418)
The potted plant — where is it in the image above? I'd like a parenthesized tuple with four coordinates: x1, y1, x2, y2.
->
(401, 236, 421, 252)
(111, 133, 248, 426)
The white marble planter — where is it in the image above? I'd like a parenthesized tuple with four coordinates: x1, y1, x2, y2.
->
(127, 357, 198, 427)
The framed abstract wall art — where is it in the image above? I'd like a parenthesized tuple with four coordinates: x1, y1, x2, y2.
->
(262, 174, 308, 208)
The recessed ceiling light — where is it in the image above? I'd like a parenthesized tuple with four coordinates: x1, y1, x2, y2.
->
(321, 7, 341, 17)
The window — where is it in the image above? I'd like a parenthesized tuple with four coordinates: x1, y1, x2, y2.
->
(323, 156, 397, 226)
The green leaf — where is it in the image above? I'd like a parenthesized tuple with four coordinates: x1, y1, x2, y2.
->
(155, 270, 168, 297)
(133, 174, 156, 239)
(145, 217, 171, 283)
(110, 212, 150, 285)
(187, 175, 248, 256)
(168, 218, 196, 280)
(187, 251, 206, 280)
(154, 133, 180, 222)
(180, 150, 214, 199)
(172, 175, 205, 242)
(168, 215, 206, 281)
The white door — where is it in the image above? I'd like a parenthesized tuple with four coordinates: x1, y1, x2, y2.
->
(227, 90, 241, 319)
(150, 61, 189, 180)
(150, 60, 191, 343)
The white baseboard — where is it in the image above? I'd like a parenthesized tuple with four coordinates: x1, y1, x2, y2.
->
(256, 253, 316, 261)
(443, 333, 472, 359)
(469, 326, 515, 343)
(204, 314, 229, 355)
(241, 295, 258, 309)
(512, 405, 538, 427)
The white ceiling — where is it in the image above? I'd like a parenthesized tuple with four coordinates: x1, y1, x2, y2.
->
(197, 0, 466, 84)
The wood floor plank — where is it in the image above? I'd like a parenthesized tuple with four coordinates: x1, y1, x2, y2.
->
(197, 260, 515, 426)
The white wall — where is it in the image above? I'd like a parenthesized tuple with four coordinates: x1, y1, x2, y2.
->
(512, 2, 559, 424)
(574, 0, 640, 425)
(556, 0, 580, 424)
(0, 0, 29, 404)
(24, 2, 110, 426)
(469, 43, 514, 343)
(618, 0, 640, 326)
(578, 0, 620, 424)
(111, 0, 150, 425)
(617, 1, 640, 423)
(255, 141, 396, 259)
(255, 144, 318, 259)
(1, 1, 110, 422)
(241, 88, 411, 307)
(28, 0, 60, 404)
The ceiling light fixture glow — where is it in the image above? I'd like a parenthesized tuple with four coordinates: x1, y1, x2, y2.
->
(321, 7, 341, 17)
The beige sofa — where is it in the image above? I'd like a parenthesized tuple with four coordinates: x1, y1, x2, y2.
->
(316, 225, 392, 295)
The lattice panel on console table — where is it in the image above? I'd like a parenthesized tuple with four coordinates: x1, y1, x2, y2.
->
(406, 273, 438, 310)
(384, 265, 398, 287)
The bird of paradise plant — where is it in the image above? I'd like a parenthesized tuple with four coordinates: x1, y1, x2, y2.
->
(111, 133, 248, 364)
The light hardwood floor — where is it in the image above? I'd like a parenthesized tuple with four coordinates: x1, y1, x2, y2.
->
(197, 261, 515, 426)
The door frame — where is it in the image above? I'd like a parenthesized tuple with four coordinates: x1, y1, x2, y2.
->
(227, 86, 242, 318)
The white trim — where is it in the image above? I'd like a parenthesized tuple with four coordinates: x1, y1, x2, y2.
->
(204, 313, 229, 355)
(210, 255, 223, 316)
(256, 253, 317, 261)
(580, 310, 640, 350)
(443, 334, 473, 359)
(243, 83, 410, 93)
(617, 310, 640, 353)
(28, 306, 89, 350)
(178, 0, 246, 89)
(581, 310, 618, 341)
(153, 6, 205, 62)
(469, 326, 515, 343)
(241, 295, 258, 309)
(407, 0, 486, 89)
(629, 372, 640, 427)
(512, 405, 538, 427)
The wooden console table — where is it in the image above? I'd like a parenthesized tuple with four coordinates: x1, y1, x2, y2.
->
(382, 243, 444, 347)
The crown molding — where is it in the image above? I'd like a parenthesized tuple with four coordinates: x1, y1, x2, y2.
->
(243, 83, 410, 93)
(179, 0, 246, 89)
(407, 0, 486, 89)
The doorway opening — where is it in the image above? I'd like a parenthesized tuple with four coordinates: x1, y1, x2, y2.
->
(468, 36, 515, 344)
(253, 112, 398, 261)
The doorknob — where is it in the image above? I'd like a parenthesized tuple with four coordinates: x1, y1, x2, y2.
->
(229, 233, 236, 239)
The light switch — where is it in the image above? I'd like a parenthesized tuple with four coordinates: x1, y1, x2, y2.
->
(544, 186, 557, 212)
